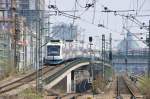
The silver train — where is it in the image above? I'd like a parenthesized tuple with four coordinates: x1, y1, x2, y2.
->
(43, 40, 79, 64)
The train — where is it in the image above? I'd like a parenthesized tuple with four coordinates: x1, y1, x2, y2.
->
(43, 40, 113, 84)
(43, 40, 81, 65)
(43, 40, 63, 64)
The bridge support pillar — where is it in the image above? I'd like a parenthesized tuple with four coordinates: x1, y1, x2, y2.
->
(67, 72, 72, 93)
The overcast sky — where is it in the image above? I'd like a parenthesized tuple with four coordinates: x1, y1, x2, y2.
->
(45, 0, 150, 49)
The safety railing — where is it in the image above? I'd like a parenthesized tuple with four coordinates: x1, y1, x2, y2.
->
(44, 57, 112, 84)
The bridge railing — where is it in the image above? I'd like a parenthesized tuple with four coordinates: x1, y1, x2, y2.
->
(44, 58, 88, 84)
(44, 57, 112, 85)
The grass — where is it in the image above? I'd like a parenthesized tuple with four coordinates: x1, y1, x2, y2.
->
(0, 59, 16, 80)
(19, 88, 43, 99)
(93, 75, 106, 92)
(139, 76, 150, 99)
(0, 58, 34, 81)
(52, 77, 67, 93)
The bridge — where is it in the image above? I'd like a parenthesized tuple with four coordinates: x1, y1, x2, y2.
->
(43, 57, 112, 93)
(0, 57, 112, 95)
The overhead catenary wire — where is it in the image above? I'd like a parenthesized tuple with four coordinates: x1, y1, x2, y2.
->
(106, 11, 149, 31)
(76, 0, 86, 8)
(71, 0, 77, 40)
(77, 0, 99, 17)
(123, 27, 147, 45)
(77, 12, 147, 45)
(92, 0, 96, 24)
(78, 17, 122, 34)
(72, 0, 77, 24)
(48, 0, 149, 45)
(135, 14, 150, 17)
(138, 0, 147, 14)
(136, 0, 139, 15)
(76, 0, 101, 25)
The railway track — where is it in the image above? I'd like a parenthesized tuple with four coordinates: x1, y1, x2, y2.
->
(116, 76, 143, 99)
(0, 65, 61, 95)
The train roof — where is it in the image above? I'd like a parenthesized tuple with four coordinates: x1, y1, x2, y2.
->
(50, 40, 61, 42)
(46, 40, 63, 45)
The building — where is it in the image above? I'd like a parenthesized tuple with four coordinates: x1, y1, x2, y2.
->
(113, 32, 148, 76)
(0, 0, 13, 75)
(0, 0, 45, 73)
(18, 0, 45, 30)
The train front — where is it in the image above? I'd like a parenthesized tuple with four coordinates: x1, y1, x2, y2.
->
(44, 40, 63, 65)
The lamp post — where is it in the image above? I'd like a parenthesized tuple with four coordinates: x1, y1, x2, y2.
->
(125, 34, 128, 75)
(33, 16, 49, 94)
(88, 36, 93, 82)
(148, 20, 150, 77)
(35, 18, 40, 93)
(34, 18, 43, 94)
(95, 36, 102, 78)
(109, 33, 112, 64)
(102, 34, 105, 80)
(38, 21, 49, 94)
(95, 36, 101, 59)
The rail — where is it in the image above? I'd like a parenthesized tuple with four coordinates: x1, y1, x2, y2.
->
(0, 66, 57, 94)
(44, 58, 88, 84)
(0, 57, 112, 94)
(123, 76, 143, 99)
(116, 76, 143, 99)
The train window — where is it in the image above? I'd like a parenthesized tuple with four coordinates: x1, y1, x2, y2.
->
(47, 45, 60, 56)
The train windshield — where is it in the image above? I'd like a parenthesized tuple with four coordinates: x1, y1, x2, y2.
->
(47, 45, 60, 56)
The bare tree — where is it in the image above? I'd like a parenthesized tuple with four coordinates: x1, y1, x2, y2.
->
(52, 22, 78, 40)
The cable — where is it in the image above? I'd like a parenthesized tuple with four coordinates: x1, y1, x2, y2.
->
(135, 15, 150, 17)
(133, 0, 135, 12)
(55, 0, 57, 6)
(76, 0, 86, 8)
(73, 0, 77, 24)
(136, 0, 139, 15)
(106, 12, 109, 27)
(92, 0, 96, 24)
(48, 0, 51, 5)
(77, 0, 100, 24)
(138, 0, 146, 13)
(86, 0, 90, 4)
(123, 27, 147, 45)
(78, 17, 122, 34)
(79, 0, 98, 17)
(113, 13, 149, 31)
(77, 7, 90, 17)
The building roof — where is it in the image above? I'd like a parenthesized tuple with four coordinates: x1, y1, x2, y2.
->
(117, 32, 140, 54)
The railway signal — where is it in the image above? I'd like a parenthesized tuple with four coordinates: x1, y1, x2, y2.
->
(102, 34, 105, 80)
(88, 36, 94, 84)
(89, 36, 93, 42)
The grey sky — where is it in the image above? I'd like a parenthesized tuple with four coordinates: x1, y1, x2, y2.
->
(45, 0, 150, 49)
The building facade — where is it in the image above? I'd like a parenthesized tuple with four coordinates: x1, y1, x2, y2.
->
(0, 0, 45, 73)
(113, 32, 148, 76)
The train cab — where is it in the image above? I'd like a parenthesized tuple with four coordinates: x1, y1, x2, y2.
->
(44, 40, 63, 64)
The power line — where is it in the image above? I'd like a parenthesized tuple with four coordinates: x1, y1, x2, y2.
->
(136, 0, 139, 15)
(138, 0, 146, 13)
(104, 11, 149, 31)
(135, 14, 150, 17)
(123, 27, 147, 45)
(76, 0, 86, 8)
(92, 0, 96, 24)
(71, 0, 77, 41)
(78, 16, 122, 34)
